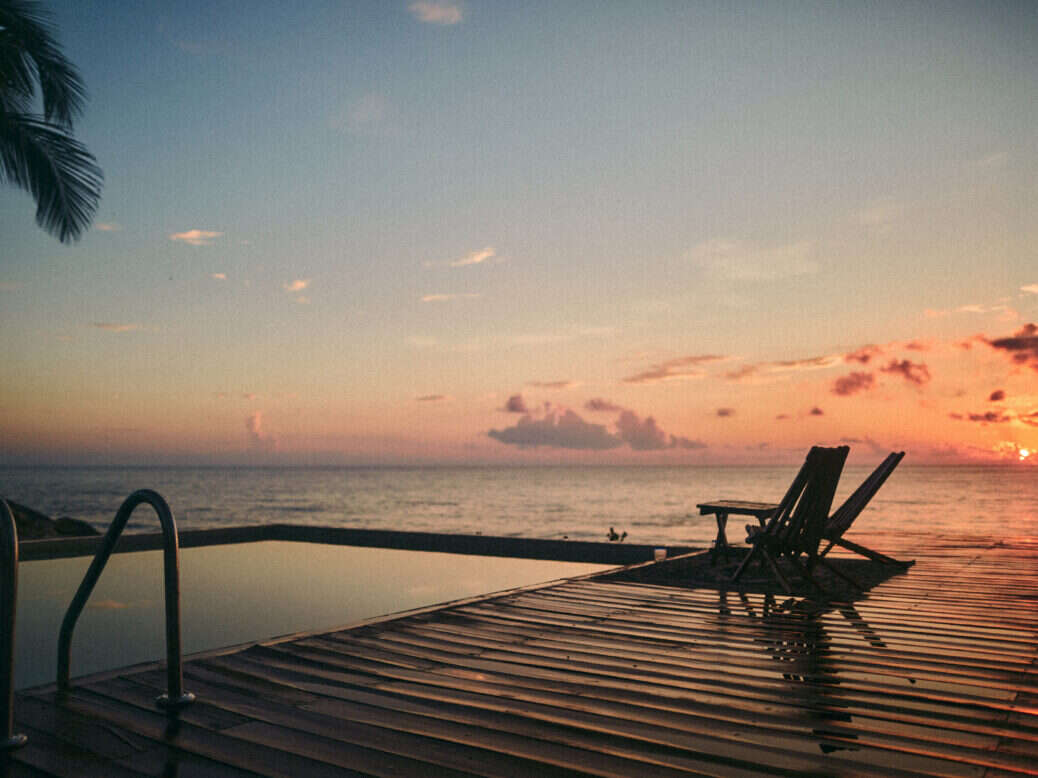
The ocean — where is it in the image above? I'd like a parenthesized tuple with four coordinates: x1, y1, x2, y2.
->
(2, 464, 1035, 548)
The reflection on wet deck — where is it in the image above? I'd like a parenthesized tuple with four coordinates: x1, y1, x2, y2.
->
(7, 534, 1038, 776)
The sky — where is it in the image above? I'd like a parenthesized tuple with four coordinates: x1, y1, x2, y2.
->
(2, 0, 1036, 466)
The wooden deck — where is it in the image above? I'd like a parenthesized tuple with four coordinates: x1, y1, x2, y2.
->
(6, 533, 1038, 776)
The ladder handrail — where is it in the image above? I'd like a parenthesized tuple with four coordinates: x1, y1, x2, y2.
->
(1, 498, 27, 750)
(56, 489, 194, 711)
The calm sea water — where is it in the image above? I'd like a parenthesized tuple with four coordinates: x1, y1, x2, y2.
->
(2, 464, 1035, 547)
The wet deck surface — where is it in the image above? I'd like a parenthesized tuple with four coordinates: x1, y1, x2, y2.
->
(6, 533, 1038, 776)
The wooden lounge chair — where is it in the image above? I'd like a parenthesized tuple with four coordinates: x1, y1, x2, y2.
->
(819, 451, 913, 567)
(731, 446, 849, 595)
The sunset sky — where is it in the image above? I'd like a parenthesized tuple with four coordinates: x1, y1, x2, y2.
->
(2, 1, 1036, 466)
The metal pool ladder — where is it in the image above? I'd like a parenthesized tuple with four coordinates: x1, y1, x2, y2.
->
(57, 489, 195, 711)
(1, 498, 27, 750)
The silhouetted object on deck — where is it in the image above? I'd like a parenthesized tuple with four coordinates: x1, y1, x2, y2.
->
(819, 451, 913, 567)
(607, 526, 626, 542)
(731, 446, 850, 595)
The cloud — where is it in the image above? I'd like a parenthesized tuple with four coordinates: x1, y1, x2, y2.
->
(95, 222, 121, 232)
(169, 229, 222, 246)
(421, 293, 480, 302)
(903, 341, 930, 351)
(986, 323, 1038, 372)
(726, 354, 842, 383)
(416, 394, 448, 402)
(671, 435, 708, 450)
(501, 394, 528, 413)
(832, 371, 875, 396)
(283, 279, 311, 293)
(989, 389, 1006, 402)
(409, 1, 463, 25)
(716, 408, 735, 417)
(839, 436, 887, 456)
(585, 398, 622, 413)
(1022, 284, 1038, 295)
(449, 246, 495, 267)
(952, 411, 1012, 424)
(615, 410, 670, 450)
(809, 407, 824, 416)
(845, 345, 882, 364)
(488, 406, 705, 452)
(210, 272, 227, 280)
(1020, 411, 1038, 428)
(488, 410, 622, 450)
(880, 359, 931, 385)
(775, 413, 790, 420)
(623, 354, 726, 384)
(527, 380, 579, 390)
(90, 322, 139, 333)
(246, 411, 275, 450)
(688, 239, 818, 281)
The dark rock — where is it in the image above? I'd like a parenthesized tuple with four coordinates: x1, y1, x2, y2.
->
(2, 500, 98, 539)
(54, 516, 100, 536)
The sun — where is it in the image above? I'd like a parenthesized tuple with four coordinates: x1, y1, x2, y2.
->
(1020, 448, 1031, 462)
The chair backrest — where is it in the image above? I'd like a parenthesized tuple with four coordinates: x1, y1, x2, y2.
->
(762, 446, 849, 556)
(824, 451, 904, 541)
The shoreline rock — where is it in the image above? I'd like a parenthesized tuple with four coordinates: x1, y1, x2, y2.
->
(3, 500, 100, 539)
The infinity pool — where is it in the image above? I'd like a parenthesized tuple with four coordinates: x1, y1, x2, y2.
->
(14, 541, 611, 689)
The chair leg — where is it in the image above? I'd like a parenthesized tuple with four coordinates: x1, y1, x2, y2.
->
(830, 536, 912, 566)
(762, 549, 792, 594)
(731, 545, 759, 583)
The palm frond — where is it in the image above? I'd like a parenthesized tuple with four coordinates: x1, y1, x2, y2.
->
(0, 110, 102, 242)
(0, 0, 86, 126)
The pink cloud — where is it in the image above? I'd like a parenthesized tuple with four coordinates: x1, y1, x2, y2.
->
(409, 1, 463, 25)
(528, 380, 579, 390)
(169, 229, 222, 246)
(989, 389, 1005, 402)
(716, 408, 735, 417)
(246, 411, 275, 450)
(623, 354, 726, 384)
(616, 411, 669, 450)
(809, 407, 824, 416)
(416, 394, 448, 402)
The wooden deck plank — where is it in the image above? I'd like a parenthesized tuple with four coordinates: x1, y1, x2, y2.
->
(7, 541, 1038, 776)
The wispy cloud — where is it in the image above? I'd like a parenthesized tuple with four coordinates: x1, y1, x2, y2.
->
(409, 1, 463, 25)
(688, 239, 818, 281)
(246, 411, 275, 450)
(416, 394, 449, 402)
(623, 354, 726, 384)
(450, 246, 494, 267)
(716, 408, 735, 417)
(210, 272, 227, 280)
(726, 354, 842, 382)
(421, 293, 480, 302)
(1022, 284, 1038, 295)
(527, 380, 579, 390)
(169, 229, 223, 247)
(283, 279, 310, 293)
(90, 322, 139, 333)
(95, 222, 122, 232)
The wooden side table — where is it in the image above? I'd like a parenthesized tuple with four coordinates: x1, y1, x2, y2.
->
(696, 500, 778, 564)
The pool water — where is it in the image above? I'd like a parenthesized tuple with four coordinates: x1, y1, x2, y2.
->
(13, 541, 611, 689)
